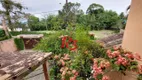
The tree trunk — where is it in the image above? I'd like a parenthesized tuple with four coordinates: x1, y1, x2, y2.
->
(2, 19, 10, 38)
(6, 10, 13, 31)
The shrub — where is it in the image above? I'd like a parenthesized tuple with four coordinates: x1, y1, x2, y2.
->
(0, 29, 6, 37)
(35, 26, 106, 80)
(14, 38, 25, 50)
(0, 29, 8, 41)
(34, 30, 70, 54)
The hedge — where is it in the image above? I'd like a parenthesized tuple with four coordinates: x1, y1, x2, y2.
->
(14, 38, 25, 50)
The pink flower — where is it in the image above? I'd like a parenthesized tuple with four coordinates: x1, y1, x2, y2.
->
(122, 60, 127, 66)
(93, 62, 103, 79)
(115, 61, 121, 65)
(125, 53, 134, 59)
(112, 51, 120, 56)
(105, 62, 110, 68)
(138, 65, 142, 74)
(72, 70, 77, 74)
(107, 49, 111, 54)
(135, 53, 142, 61)
(100, 62, 105, 68)
(70, 77, 76, 80)
(107, 51, 120, 58)
(108, 53, 113, 58)
(74, 71, 79, 76)
(94, 67, 103, 75)
(102, 76, 110, 80)
(113, 46, 119, 51)
(60, 59, 65, 66)
(115, 56, 128, 66)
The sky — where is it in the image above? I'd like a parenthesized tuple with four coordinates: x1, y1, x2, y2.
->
(0, 0, 131, 18)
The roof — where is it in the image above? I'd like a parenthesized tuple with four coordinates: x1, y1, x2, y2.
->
(0, 51, 52, 80)
(97, 32, 124, 48)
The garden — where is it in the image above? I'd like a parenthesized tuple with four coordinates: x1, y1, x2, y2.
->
(1, 0, 142, 80)
(34, 26, 142, 80)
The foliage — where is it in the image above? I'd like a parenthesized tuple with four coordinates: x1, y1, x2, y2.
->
(28, 15, 40, 31)
(10, 31, 51, 36)
(119, 12, 127, 29)
(14, 38, 24, 50)
(86, 3, 104, 15)
(35, 26, 105, 80)
(92, 46, 142, 80)
(0, 29, 6, 37)
(0, 0, 25, 31)
(58, 2, 83, 26)
(16, 2, 125, 31)
(0, 29, 8, 41)
(34, 31, 70, 54)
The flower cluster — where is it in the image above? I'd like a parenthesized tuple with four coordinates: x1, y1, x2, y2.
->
(54, 54, 79, 80)
(92, 59, 110, 80)
(60, 35, 77, 51)
(92, 46, 142, 80)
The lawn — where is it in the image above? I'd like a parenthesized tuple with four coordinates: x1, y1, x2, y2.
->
(10, 30, 115, 39)
(89, 30, 115, 39)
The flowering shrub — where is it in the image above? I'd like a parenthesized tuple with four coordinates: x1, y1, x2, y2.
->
(92, 46, 142, 80)
(60, 35, 77, 51)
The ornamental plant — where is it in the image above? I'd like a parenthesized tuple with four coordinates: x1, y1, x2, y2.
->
(92, 46, 142, 80)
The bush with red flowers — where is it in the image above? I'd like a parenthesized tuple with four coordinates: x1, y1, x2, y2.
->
(35, 26, 142, 80)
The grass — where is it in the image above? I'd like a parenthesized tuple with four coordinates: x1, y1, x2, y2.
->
(89, 30, 115, 39)
(10, 30, 115, 39)
(10, 30, 56, 36)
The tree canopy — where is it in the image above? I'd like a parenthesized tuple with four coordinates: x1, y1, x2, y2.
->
(0, 0, 25, 31)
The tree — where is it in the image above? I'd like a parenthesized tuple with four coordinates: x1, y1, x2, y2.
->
(119, 12, 126, 29)
(44, 15, 62, 30)
(86, 3, 104, 15)
(0, 0, 25, 31)
(27, 15, 40, 31)
(58, 2, 82, 27)
(102, 10, 120, 29)
(86, 3, 105, 30)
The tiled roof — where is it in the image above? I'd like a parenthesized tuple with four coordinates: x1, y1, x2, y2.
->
(97, 32, 124, 48)
(0, 51, 52, 80)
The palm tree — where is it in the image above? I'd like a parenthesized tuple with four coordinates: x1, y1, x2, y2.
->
(0, 0, 25, 31)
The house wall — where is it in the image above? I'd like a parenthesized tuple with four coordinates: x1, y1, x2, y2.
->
(0, 39, 17, 52)
(121, 0, 142, 80)
(122, 0, 142, 55)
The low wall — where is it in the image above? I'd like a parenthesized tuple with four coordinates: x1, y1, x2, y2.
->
(0, 38, 17, 52)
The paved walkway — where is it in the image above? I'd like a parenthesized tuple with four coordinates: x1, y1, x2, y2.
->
(24, 64, 45, 80)
(20, 50, 51, 80)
